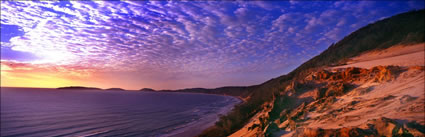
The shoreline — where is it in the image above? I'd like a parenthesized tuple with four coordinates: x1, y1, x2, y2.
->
(162, 95, 242, 137)
(1, 87, 243, 137)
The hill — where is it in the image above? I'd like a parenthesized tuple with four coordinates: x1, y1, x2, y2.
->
(197, 9, 424, 137)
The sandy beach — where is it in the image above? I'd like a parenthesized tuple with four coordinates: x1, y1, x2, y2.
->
(163, 96, 241, 137)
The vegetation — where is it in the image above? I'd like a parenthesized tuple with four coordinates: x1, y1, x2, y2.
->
(105, 88, 125, 91)
(140, 88, 156, 91)
(198, 9, 424, 137)
(290, 9, 424, 79)
(57, 86, 102, 90)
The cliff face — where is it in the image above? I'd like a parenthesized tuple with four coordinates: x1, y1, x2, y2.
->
(266, 65, 424, 137)
(289, 117, 423, 137)
(224, 10, 425, 137)
(229, 63, 424, 137)
(199, 10, 424, 137)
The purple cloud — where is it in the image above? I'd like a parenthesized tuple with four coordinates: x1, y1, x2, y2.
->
(1, 1, 423, 89)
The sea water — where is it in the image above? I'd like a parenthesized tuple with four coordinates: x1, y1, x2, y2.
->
(0, 88, 239, 137)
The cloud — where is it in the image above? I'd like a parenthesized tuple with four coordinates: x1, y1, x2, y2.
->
(1, 1, 420, 89)
(251, 1, 278, 10)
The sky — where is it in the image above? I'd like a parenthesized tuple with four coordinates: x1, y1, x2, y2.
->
(1, 1, 424, 90)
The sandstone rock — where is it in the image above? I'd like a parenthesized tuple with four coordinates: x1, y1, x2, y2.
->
(288, 117, 417, 137)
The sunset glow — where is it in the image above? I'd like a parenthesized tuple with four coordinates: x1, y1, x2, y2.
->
(1, 1, 423, 90)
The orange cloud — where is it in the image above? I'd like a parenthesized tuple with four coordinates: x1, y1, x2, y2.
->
(1, 61, 93, 88)
(0, 61, 153, 90)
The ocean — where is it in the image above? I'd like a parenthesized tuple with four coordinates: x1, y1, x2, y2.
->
(0, 88, 240, 137)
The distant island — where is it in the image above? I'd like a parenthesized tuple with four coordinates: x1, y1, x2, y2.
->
(57, 86, 102, 90)
(140, 88, 156, 91)
(105, 88, 125, 91)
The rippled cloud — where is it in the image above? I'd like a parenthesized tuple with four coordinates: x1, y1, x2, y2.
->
(1, 1, 423, 89)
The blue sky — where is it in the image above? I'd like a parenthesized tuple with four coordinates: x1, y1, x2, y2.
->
(1, 1, 424, 89)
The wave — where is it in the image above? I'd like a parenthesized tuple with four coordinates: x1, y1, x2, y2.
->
(0, 88, 239, 137)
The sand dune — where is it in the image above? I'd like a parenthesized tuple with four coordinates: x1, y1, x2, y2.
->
(298, 68, 424, 129)
(276, 44, 425, 137)
(277, 68, 424, 137)
(335, 43, 424, 69)
(229, 44, 424, 137)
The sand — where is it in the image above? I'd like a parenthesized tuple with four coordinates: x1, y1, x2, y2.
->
(334, 43, 424, 69)
(228, 43, 424, 137)
(301, 69, 424, 129)
(279, 43, 425, 137)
